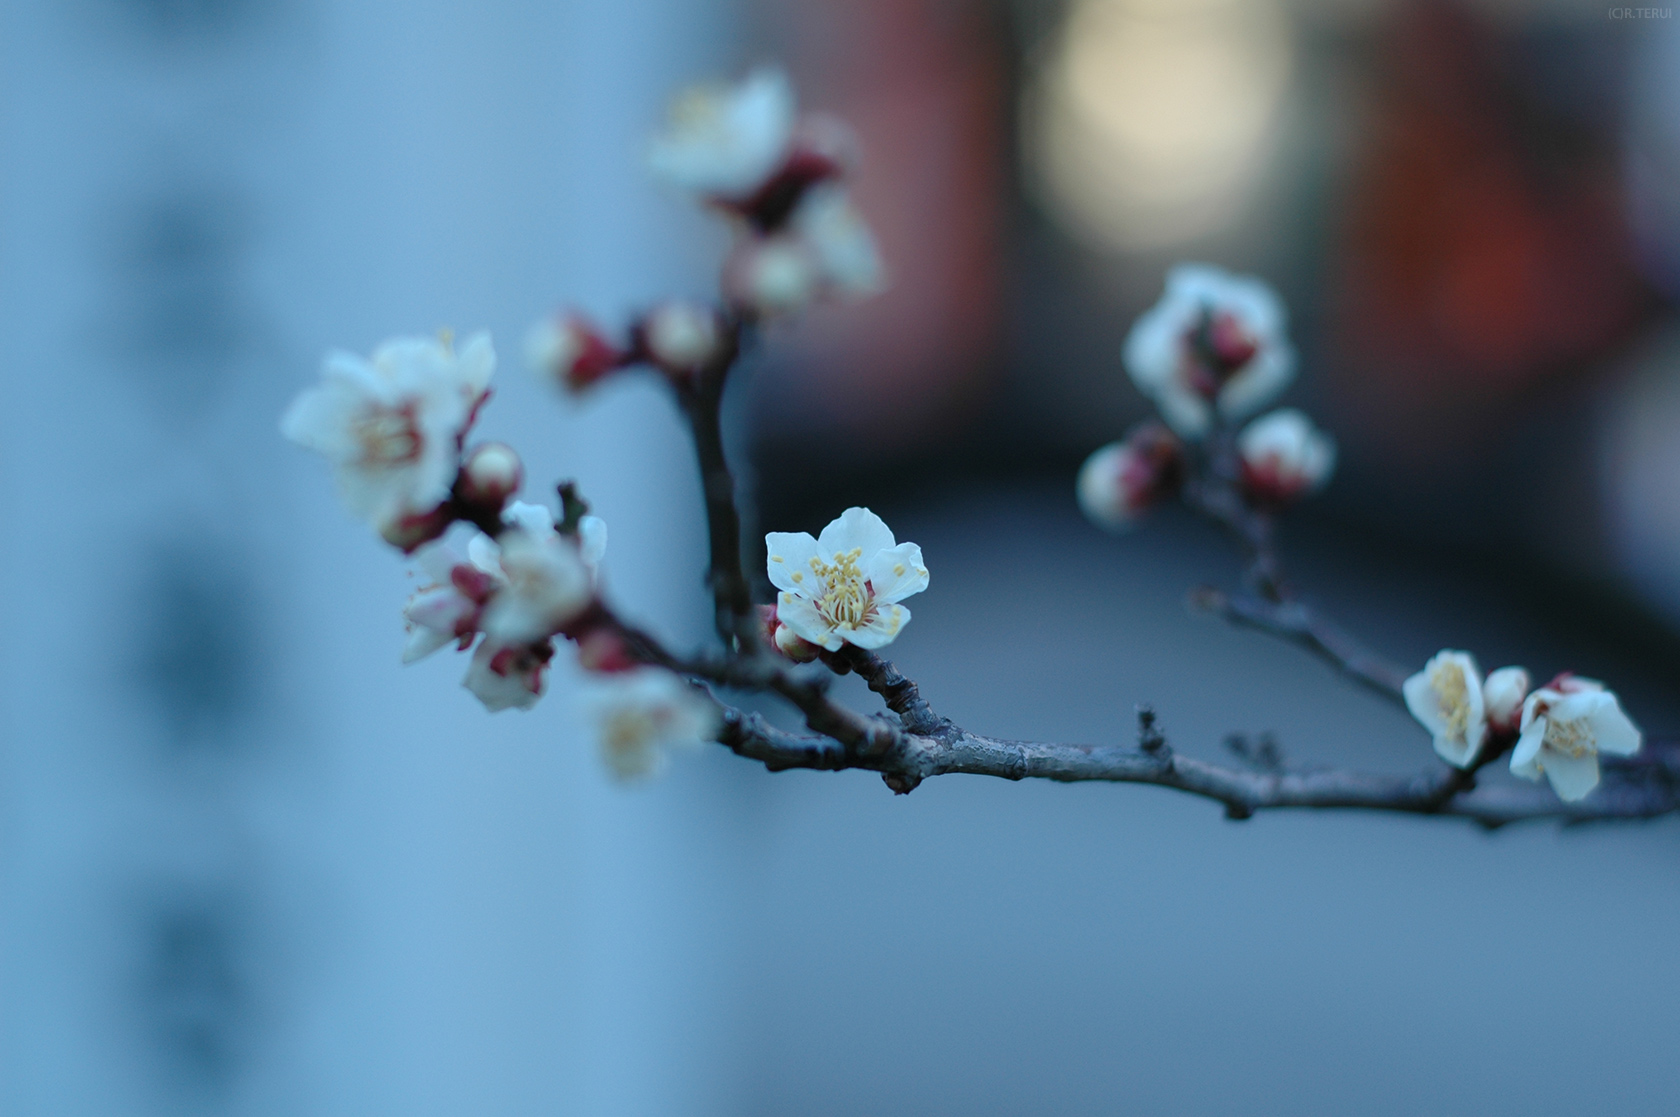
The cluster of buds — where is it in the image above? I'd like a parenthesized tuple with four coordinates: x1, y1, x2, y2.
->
(649, 66, 882, 315)
(1404, 651, 1642, 800)
(1078, 264, 1337, 531)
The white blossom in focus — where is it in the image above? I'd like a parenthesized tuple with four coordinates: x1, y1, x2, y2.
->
(1511, 677, 1642, 801)
(281, 332, 494, 535)
(464, 638, 551, 713)
(1403, 650, 1487, 768)
(648, 67, 796, 199)
(591, 668, 720, 780)
(1483, 666, 1531, 736)
(1237, 409, 1336, 501)
(766, 507, 928, 651)
(1124, 265, 1294, 438)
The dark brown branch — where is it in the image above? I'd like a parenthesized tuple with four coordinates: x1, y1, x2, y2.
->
(1189, 587, 1410, 703)
(672, 314, 757, 653)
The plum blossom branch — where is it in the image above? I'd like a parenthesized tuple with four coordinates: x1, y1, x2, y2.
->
(279, 67, 1671, 824)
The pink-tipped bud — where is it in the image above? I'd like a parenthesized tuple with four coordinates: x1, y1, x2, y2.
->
(1237, 408, 1336, 504)
(1076, 423, 1185, 532)
(773, 621, 822, 663)
(576, 627, 639, 674)
(457, 442, 523, 509)
(525, 312, 623, 391)
(379, 504, 455, 553)
(723, 236, 819, 315)
(642, 301, 722, 370)
(1483, 666, 1530, 736)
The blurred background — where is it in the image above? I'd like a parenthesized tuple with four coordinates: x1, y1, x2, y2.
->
(4, 0, 1680, 1114)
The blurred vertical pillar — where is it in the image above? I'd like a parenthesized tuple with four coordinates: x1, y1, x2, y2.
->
(0, 1, 748, 1115)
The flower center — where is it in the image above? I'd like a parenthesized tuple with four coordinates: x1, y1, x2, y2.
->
(1182, 308, 1259, 397)
(810, 547, 872, 629)
(1431, 661, 1472, 744)
(1543, 716, 1595, 759)
(354, 403, 422, 467)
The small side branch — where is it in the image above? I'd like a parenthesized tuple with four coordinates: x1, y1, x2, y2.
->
(1191, 587, 1410, 703)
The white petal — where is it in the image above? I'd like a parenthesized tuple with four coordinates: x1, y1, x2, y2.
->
(1588, 696, 1642, 757)
(647, 67, 796, 197)
(1432, 733, 1477, 770)
(817, 506, 896, 558)
(503, 500, 555, 536)
(794, 185, 885, 296)
(1510, 723, 1546, 780)
(463, 641, 545, 712)
(765, 531, 821, 594)
(1543, 749, 1601, 802)
(844, 603, 909, 649)
(578, 516, 608, 567)
(403, 626, 455, 664)
(776, 591, 841, 651)
(863, 542, 929, 605)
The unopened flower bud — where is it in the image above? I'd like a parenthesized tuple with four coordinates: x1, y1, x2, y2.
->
(1076, 423, 1184, 532)
(774, 619, 823, 662)
(1237, 408, 1336, 503)
(643, 301, 722, 370)
(525, 313, 623, 391)
(457, 442, 523, 509)
(724, 237, 818, 314)
(379, 504, 455, 553)
(1483, 666, 1530, 736)
(576, 626, 639, 674)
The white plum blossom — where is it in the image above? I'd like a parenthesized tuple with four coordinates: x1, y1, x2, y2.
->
(766, 507, 928, 651)
(790, 184, 884, 297)
(1403, 650, 1487, 768)
(1511, 677, 1642, 802)
(722, 186, 884, 315)
(479, 523, 594, 645)
(648, 67, 796, 199)
(1124, 264, 1295, 438)
(401, 538, 498, 664)
(464, 638, 552, 713)
(282, 332, 493, 538)
(1482, 666, 1531, 736)
(590, 668, 721, 780)
(1237, 409, 1336, 501)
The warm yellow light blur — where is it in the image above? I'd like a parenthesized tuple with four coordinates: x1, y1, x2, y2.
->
(1023, 0, 1294, 251)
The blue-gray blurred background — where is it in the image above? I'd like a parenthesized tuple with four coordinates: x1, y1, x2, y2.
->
(4, 1, 1680, 1114)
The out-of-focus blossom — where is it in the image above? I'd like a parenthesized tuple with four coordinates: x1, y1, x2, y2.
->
(723, 237, 820, 314)
(591, 668, 720, 780)
(457, 442, 523, 509)
(766, 507, 928, 651)
(1511, 676, 1642, 802)
(281, 332, 493, 541)
(524, 313, 624, 392)
(1482, 666, 1530, 737)
(577, 514, 608, 575)
(465, 638, 553, 713)
(1077, 422, 1185, 532)
(648, 67, 796, 200)
(643, 301, 722, 370)
(790, 185, 884, 297)
(1124, 265, 1294, 437)
(1237, 409, 1335, 502)
(1403, 649, 1486, 768)
(479, 525, 594, 645)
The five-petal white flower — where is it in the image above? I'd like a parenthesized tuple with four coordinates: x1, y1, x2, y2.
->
(590, 668, 721, 781)
(1124, 264, 1294, 438)
(766, 507, 928, 651)
(282, 332, 493, 536)
(1403, 650, 1487, 768)
(648, 66, 797, 199)
(1511, 678, 1642, 802)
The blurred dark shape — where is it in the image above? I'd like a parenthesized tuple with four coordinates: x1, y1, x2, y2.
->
(108, 187, 255, 419)
(751, 0, 1009, 463)
(138, 894, 252, 1099)
(107, 0, 270, 40)
(1327, 2, 1653, 491)
(130, 541, 265, 748)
